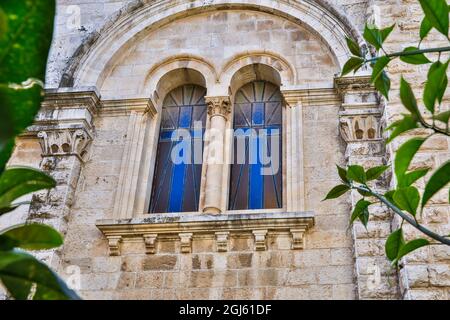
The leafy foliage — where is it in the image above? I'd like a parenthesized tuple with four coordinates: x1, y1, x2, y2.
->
(330, 0, 450, 267)
(0, 0, 80, 300)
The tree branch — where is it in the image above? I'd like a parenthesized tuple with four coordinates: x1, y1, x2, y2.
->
(353, 185, 450, 246)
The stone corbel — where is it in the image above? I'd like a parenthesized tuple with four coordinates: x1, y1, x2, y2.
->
(143, 233, 158, 255)
(215, 231, 230, 252)
(107, 235, 122, 257)
(253, 230, 268, 251)
(290, 228, 306, 250)
(179, 233, 193, 254)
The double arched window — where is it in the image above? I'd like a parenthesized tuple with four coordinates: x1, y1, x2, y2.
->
(149, 81, 283, 213)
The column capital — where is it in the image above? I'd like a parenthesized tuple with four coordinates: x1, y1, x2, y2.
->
(37, 128, 92, 161)
(205, 96, 231, 118)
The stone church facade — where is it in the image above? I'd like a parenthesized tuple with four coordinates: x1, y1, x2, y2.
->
(1, 0, 449, 300)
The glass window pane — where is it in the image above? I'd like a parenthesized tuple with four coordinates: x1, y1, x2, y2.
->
(229, 81, 283, 210)
(150, 85, 206, 213)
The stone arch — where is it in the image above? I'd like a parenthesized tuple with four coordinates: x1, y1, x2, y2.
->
(220, 51, 295, 94)
(60, 0, 363, 89)
(143, 55, 217, 104)
(152, 68, 207, 110)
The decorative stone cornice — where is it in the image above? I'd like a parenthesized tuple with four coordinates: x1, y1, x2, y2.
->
(42, 87, 101, 116)
(100, 98, 157, 117)
(334, 75, 374, 96)
(205, 96, 231, 118)
(37, 128, 92, 160)
(96, 212, 315, 256)
(281, 87, 340, 107)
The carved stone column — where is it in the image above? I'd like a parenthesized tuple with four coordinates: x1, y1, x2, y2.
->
(202, 96, 231, 214)
(335, 76, 399, 299)
(26, 88, 99, 270)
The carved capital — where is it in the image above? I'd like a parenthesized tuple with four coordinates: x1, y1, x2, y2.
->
(143, 233, 158, 255)
(179, 233, 193, 254)
(252, 230, 268, 251)
(107, 236, 122, 256)
(215, 232, 230, 252)
(38, 129, 92, 160)
(205, 96, 231, 118)
(339, 114, 381, 142)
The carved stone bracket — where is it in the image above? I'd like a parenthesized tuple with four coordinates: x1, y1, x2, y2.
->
(37, 129, 92, 160)
(215, 231, 230, 252)
(143, 233, 158, 255)
(107, 235, 122, 257)
(205, 96, 231, 119)
(290, 228, 307, 250)
(253, 230, 268, 251)
(179, 233, 193, 254)
(96, 212, 315, 256)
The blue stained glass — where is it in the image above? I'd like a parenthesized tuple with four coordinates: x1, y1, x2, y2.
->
(229, 81, 283, 211)
(149, 85, 206, 213)
(252, 103, 265, 126)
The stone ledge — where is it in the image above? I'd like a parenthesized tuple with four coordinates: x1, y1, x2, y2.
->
(96, 212, 315, 256)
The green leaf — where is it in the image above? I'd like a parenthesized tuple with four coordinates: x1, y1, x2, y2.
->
(371, 56, 391, 83)
(0, 0, 56, 83)
(357, 188, 372, 197)
(422, 161, 450, 209)
(399, 168, 430, 188)
(394, 239, 430, 265)
(364, 23, 395, 50)
(347, 165, 366, 184)
(385, 229, 405, 262)
(423, 61, 449, 114)
(366, 165, 389, 181)
(433, 110, 450, 124)
(393, 186, 420, 217)
(0, 235, 16, 251)
(400, 77, 420, 119)
(399, 47, 431, 65)
(386, 115, 419, 143)
(336, 165, 349, 184)
(395, 137, 427, 186)
(0, 8, 7, 40)
(384, 190, 396, 204)
(350, 199, 372, 227)
(341, 57, 364, 76)
(323, 185, 350, 201)
(1, 224, 63, 251)
(0, 80, 44, 166)
(419, 0, 449, 37)
(0, 250, 80, 300)
(420, 17, 433, 40)
(374, 71, 391, 99)
(0, 167, 56, 209)
(346, 37, 361, 57)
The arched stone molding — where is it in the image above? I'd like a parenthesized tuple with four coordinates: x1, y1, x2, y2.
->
(219, 51, 295, 96)
(142, 55, 218, 105)
(61, 0, 363, 89)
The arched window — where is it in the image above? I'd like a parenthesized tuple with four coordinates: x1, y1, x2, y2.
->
(149, 84, 207, 213)
(229, 81, 283, 210)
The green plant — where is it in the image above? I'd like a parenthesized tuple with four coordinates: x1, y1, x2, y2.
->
(326, 0, 450, 267)
(0, 0, 80, 299)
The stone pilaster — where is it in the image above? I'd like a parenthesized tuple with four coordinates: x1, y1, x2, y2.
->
(26, 88, 99, 270)
(281, 91, 306, 212)
(335, 76, 399, 300)
(111, 99, 156, 219)
(202, 96, 231, 214)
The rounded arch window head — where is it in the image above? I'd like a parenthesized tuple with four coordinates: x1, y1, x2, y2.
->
(229, 64, 282, 98)
(153, 68, 207, 107)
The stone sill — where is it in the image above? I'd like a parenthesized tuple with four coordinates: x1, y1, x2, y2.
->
(96, 211, 315, 256)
